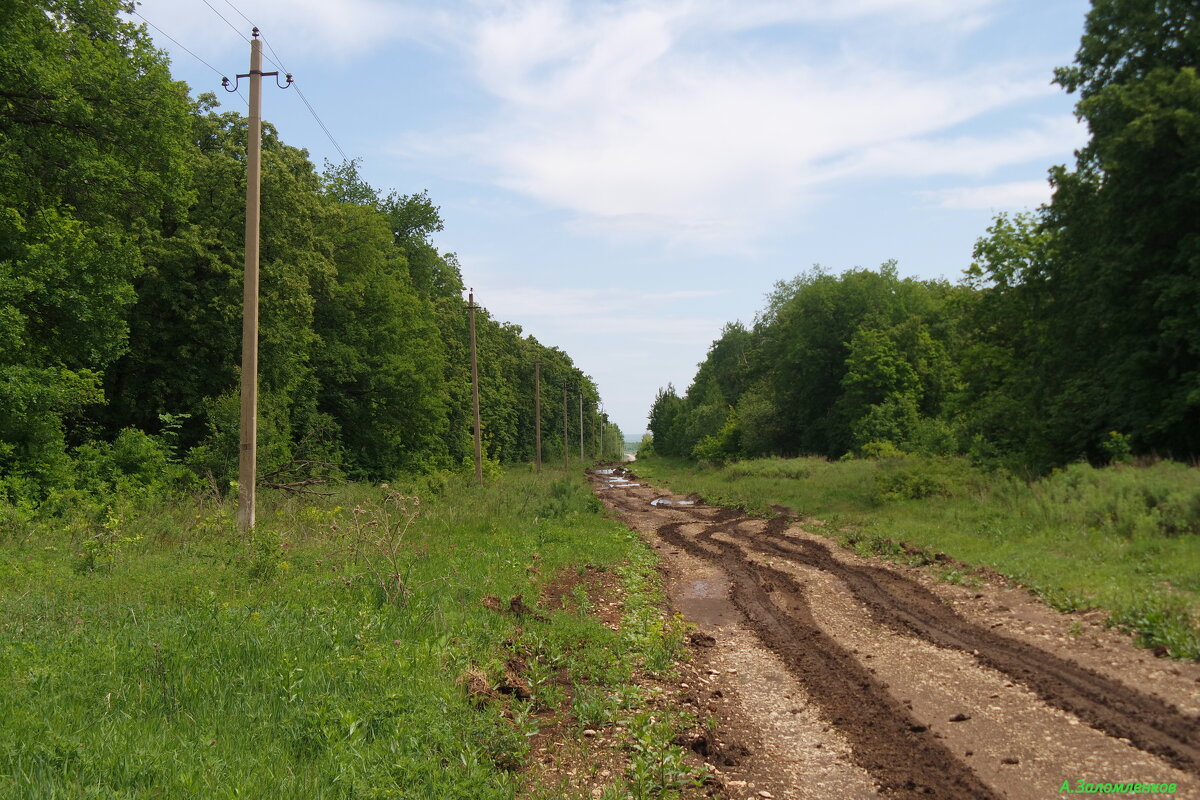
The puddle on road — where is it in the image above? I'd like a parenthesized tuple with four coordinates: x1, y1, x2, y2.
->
(650, 498, 696, 507)
(593, 469, 617, 475)
(679, 576, 732, 627)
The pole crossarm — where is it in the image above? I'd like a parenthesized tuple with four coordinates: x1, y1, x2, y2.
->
(222, 29, 293, 95)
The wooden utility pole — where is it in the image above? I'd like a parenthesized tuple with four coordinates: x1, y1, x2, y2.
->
(228, 29, 290, 531)
(562, 388, 569, 471)
(534, 357, 542, 473)
(469, 290, 483, 485)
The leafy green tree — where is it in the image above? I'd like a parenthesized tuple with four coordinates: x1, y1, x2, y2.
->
(0, 0, 190, 499)
(966, 0, 1200, 465)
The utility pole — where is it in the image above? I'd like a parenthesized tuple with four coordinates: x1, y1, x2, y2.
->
(578, 394, 584, 460)
(224, 29, 291, 532)
(601, 412, 607, 461)
(469, 290, 483, 486)
(534, 356, 542, 474)
(562, 387, 569, 472)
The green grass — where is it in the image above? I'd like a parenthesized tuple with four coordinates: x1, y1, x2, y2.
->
(0, 466, 690, 798)
(634, 455, 1200, 660)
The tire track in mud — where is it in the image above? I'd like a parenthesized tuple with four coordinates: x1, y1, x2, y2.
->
(594, 468, 1200, 795)
(657, 517, 1001, 799)
(725, 521, 1200, 776)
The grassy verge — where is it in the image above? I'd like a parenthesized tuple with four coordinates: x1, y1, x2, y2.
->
(0, 467, 701, 798)
(633, 455, 1200, 660)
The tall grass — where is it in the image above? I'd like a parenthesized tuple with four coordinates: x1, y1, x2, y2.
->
(0, 467, 682, 798)
(635, 455, 1200, 660)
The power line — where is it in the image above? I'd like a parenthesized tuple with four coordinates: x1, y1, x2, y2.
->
(291, 80, 349, 163)
(199, 0, 250, 43)
(200, 0, 353, 164)
(220, 0, 255, 28)
(260, 36, 289, 74)
(132, 10, 246, 105)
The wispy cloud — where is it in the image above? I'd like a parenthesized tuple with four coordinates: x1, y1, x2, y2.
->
(129, 0, 433, 66)
(475, 286, 724, 319)
(389, 0, 1077, 248)
(920, 179, 1054, 211)
(138, 0, 1080, 249)
(470, 286, 726, 346)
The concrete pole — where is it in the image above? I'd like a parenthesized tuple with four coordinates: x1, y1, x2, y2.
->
(601, 413, 607, 461)
(469, 290, 483, 486)
(534, 357, 542, 474)
(237, 35, 263, 532)
(562, 387, 568, 472)
(578, 394, 584, 460)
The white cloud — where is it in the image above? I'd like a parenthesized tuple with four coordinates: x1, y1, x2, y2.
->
(827, 115, 1087, 180)
(920, 179, 1054, 211)
(130, 0, 430, 66)
(687, 0, 1000, 33)
(392, 0, 1078, 248)
(137, 0, 1079, 248)
(475, 286, 724, 319)
(467, 286, 726, 346)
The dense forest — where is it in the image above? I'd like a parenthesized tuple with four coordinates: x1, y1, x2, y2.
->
(648, 0, 1199, 473)
(0, 0, 621, 506)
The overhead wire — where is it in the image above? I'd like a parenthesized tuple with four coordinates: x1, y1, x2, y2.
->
(199, 0, 250, 43)
(131, 9, 246, 106)
(220, 0, 255, 28)
(200, 0, 353, 164)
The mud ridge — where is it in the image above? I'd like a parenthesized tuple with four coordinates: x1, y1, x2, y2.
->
(730, 520, 1200, 776)
(658, 517, 1000, 799)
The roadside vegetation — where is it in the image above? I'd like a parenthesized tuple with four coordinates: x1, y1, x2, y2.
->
(635, 454, 1200, 661)
(0, 467, 703, 799)
(637, 2, 1199, 661)
(1, 0, 623, 511)
(645, 0, 1198, 476)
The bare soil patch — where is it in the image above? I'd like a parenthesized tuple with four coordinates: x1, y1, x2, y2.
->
(590, 466, 1200, 800)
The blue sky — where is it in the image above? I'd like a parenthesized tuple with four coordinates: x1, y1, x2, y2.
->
(129, 0, 1093, 437)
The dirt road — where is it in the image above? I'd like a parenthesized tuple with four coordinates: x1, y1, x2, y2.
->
(590, 467, 1200, 799)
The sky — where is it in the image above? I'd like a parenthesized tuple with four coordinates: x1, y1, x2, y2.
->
(127, 0, 1094, 438)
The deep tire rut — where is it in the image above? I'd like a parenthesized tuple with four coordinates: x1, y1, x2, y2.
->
(594, 469, 1200, 797)
(658, 518, 1001, 799)
(726, 521, 1200, 776)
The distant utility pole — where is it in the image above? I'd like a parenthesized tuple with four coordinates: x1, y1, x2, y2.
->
(562, 388, 569, 472)
(534, 356, 542, 474)
(468, 290, 483, 486)
(578, 394, 584, 460)
(224, 29, 291, 532)
(601, 412, 607, 461)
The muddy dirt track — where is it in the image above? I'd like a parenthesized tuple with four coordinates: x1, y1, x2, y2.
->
(590, 467, 1200, 800)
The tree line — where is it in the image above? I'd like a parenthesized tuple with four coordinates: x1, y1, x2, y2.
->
(648, 0, 1198, 473)
(0, 0, 620, 505)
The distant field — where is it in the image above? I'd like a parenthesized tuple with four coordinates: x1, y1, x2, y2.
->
(633, 455, 1200, 661)
(0, 467, 694, 798)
